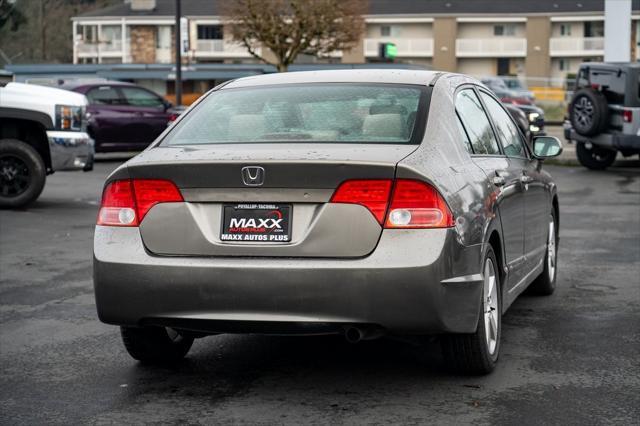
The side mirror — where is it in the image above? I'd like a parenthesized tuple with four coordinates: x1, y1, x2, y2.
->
(163, 99, 173, 111)
(532, 136, 563, 159)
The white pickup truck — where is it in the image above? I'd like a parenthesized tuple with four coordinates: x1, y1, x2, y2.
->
(0, 82, 94, 207)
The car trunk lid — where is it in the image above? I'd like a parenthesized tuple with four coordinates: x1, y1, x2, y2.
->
(129, 143, 416, 258)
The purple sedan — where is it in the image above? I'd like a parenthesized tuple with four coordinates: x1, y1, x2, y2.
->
(63, 82, 173, 153)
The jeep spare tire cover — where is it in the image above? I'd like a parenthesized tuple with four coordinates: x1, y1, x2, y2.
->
(570, 88, 609, 136)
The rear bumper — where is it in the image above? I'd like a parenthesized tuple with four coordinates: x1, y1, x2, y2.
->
(47, 131, 94, 171)
(93, 226, 484, 335)
(567, 128, 640, 152)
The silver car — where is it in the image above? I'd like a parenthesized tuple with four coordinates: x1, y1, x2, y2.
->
(93, 70, 562, 374)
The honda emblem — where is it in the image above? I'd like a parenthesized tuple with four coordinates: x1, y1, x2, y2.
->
(241, 166, 265, 186)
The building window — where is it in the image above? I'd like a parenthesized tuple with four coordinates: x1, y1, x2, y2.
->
(380, 25, 401, 37)
(559, 59, 570, 71)
(81, 25, 98, 42)
(494, 24, 516, 36)
(584, 21, 604, 37)
(156, 26, 171, 49)
(560, 24, 572, 36)
(197, 25, 223, 40)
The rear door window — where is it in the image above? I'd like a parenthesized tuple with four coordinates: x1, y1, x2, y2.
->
(479, 91, 528, 158)
(455, 89, 501, 155)
(87, 86, 122, 105)
(455, 113, 473, 154)
(120, 87, 165, 108)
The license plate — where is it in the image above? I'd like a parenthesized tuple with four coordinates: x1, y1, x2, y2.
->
(221, 203, 292, 242)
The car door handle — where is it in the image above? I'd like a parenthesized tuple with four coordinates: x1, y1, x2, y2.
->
(492, 176, 506, 187)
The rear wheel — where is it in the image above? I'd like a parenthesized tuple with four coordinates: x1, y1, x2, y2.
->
(441, 247, 501, 375)
(0, 139, 46, 208)
(530, 212, 558, 295)
(576, 142, 616, 170)
(120, 326, 194, 363)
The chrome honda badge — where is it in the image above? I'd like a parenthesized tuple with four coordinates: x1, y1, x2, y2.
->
(241, 166, 265, 186)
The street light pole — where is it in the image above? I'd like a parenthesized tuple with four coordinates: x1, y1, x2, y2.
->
(175, 0, 182, 106)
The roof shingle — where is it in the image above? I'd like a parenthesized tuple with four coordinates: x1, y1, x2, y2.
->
(77, 0, 639, 18)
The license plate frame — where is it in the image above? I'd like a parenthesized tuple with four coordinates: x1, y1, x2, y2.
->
(220, 203, 292, 242)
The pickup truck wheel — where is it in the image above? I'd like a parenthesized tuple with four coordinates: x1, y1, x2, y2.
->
(0, 139, 46, 208)
(120, 326, 194, 363)
(440, 247, 501, 375)
(576, 142, 617, 170)
(569, 88, 608, 136)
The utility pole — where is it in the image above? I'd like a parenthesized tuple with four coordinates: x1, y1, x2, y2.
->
(175, 0, 182, 106)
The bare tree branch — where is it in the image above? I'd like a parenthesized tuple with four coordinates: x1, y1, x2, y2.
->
(221, 0, 367, 72)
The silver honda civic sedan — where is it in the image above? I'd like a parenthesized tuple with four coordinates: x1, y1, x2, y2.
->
(93, 70, 562, 374)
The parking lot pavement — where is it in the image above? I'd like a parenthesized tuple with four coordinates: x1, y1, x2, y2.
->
(1, 160, 639, 425)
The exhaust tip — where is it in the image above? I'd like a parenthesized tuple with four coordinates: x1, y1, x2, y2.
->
(344, 327, 363, 344)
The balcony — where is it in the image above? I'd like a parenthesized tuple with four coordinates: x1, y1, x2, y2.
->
(456, 38, 526, 58)
(364, 38, 434, 57)
(194, 39, 256, 58)
(549, 37, 604, 57)
(77, 40, 124, 57)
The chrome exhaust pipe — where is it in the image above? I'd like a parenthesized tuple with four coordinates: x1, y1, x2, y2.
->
(344, 326, 385, 343)
(344, 327, 364, 344)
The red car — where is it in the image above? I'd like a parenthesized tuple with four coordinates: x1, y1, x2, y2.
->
(62, 82, 173, 153)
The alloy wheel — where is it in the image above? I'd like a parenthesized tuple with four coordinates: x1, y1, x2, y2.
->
(483, 257, 499, 356)
(547, 217, 557, 282)
(0, 155, 30, 198)
(574, 96, 594, 128)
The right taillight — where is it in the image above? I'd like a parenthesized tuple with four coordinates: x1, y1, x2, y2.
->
(330, 178, 454, 228)
(385, 179, 454, 229)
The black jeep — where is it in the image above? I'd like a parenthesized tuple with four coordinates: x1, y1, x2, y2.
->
(564, 62, 640, 170)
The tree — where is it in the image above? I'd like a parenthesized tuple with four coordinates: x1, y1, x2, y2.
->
(0, 0, 119, 64)
(0, 0, 26, 32)
(221, 0, 367, 72)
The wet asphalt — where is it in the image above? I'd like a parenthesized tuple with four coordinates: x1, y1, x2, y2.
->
(0, 159, 638, 425)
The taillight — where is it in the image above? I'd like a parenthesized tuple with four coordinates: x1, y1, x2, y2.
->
(97, 179, 183, 227)
(385, 179, 454, 228)
(330, 178, 454, 228)
(97, 180, 138, 226)
(623, 109, 632, 123)
(330, 179, 393, 225)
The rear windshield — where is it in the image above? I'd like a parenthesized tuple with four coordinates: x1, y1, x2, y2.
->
(161, 83, 427, 145)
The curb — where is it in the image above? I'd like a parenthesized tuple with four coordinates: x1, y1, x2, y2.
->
(545, 158, 580, 167)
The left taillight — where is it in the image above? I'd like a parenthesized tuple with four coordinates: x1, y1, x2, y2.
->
(385, 179, 455, 229)
(97, 179, 183, 227)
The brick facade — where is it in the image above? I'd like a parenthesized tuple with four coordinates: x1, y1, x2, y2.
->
(130, 26, 156, 63)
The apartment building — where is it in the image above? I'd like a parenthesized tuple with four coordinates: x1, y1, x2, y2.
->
(72, 0, 639, 87)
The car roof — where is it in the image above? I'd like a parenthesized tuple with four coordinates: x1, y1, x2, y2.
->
(223, 69, 443, 89)
(60, 81, 136, 90)
(579, 62, 640, 71)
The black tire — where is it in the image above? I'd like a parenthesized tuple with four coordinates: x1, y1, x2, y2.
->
(576, 142, 617, 170)
(529, 211, 558, 295)
(120, 326, 194, 363)
(569, 88, 608, 136)
(0, 139, 46, 208)
(441, 247, 501, 375)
